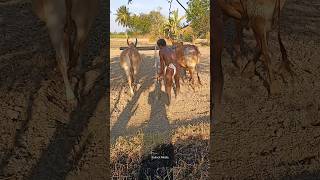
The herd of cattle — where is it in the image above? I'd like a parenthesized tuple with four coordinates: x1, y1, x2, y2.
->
(30, 0, 295, 110)
(120, 38, 202, 103)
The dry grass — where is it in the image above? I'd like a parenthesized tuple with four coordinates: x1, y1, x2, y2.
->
(110, 122, 209, 179)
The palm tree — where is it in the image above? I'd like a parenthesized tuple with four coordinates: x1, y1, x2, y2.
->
(115, 6, 130, 28)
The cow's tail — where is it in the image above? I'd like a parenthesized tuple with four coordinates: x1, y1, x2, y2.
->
(276, 0, 295, 76)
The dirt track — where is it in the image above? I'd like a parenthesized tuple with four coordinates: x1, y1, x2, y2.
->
(0, 1, 108, 179)
(211, 0, 320, 179)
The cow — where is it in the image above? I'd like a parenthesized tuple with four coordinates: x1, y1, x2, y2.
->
(120, 38, 142, 95)
(32, 0, 99, 109)
(173, 41, 202, 91)
(212, 0, 295, 112)
(163, 63, 177, 104)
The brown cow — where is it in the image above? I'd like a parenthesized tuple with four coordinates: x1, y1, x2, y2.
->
(174, 42, 202, 91)
(120, 38, 142, 95)
(163, 63, 177, 104)
(213, 0, 294, 111)
(32, 0, 99, 109)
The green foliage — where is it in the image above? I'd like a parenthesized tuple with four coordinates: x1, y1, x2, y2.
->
(110, 32, 127, 38)
(162, 9, 185, 41)
(115, 6, 131, 28)
(115, 6, 166, 37)
(186, 0, 210, 38)
(148, 10, 166, 39)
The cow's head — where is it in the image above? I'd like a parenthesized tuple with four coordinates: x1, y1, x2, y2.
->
(127, 38, 138, 48)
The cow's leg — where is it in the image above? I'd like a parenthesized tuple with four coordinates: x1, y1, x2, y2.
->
(254, 20, 279, 95)
(71, 17, 92, 97)
(174, 65, 181, 97)
(45, 2, 77, 108)
(233, 21, 243, 69)
(71, 1, 98, 97)
(71, 0, 98, 71)
(242, 21, 262, 78)
(196, 65, 202, 86)
(165, 73, 173, 105)
(133, 64, 139, 91)
(73, 22, 91, 73)
(188, 67, 196, 92)
(124, 69, 134, 95)
(181, 68, 187, 83)
(197, 72, 202, 86)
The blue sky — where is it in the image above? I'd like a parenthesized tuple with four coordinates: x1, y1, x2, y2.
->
(110, 0, 188, 32)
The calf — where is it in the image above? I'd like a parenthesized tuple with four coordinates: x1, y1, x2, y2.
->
(32, 0, 99, 108)
(174, 42, 202, 90)
(163, 63, 177, 104)
(120, 38, 142, 95)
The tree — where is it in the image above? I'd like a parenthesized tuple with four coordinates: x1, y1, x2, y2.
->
(186, 0, 210, 38)
(148, 10, 166, 39)
(163, 9, 185, 41)
(115, 6, 131, 28)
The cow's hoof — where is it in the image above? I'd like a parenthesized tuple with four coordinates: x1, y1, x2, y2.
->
(130, 89, 134, 96)
(68, 98, 78, 111)
(269, 81, 280, 96)
(136, 83, 141, 91)
(233, 56, 242, 70)
(241, 61, 255, 78)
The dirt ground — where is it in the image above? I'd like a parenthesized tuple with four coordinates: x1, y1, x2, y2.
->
(211, 0, 320, 179)
(0, 1, 108, 179)
(110, 39, 210, 178)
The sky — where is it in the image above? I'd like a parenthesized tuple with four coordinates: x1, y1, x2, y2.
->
(110, 0, 188, 32)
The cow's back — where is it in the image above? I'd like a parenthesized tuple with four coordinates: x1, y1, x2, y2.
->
(183, 45, 200, 65)
(120, 48, 141, 69)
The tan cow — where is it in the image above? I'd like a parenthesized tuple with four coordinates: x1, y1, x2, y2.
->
(173, 42, 202, 91)
(120, 38, 142, 95)
(32, 0, 99, 109)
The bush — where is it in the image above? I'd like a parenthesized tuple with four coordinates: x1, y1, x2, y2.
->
(110, 32, 127, 39)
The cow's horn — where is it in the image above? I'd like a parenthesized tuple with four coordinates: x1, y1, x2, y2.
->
(127, 38, 130, 46)
(134, 38, 138, 47)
